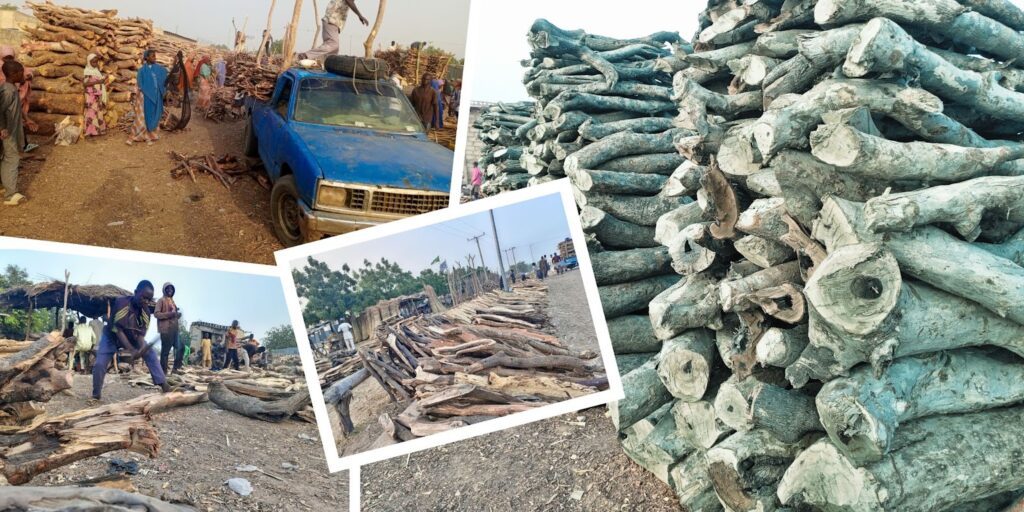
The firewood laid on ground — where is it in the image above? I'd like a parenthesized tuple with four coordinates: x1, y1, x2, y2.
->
(168, 152, 269, 190)
(0, 486, 194, 511)
(320, 282, 605, 443)
(509, 11, 1024, 511)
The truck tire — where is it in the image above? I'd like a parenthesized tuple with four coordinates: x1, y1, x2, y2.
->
(270, 175, 305, 248)
(324, 55, 391, 80)
(243, 117, 259, 158)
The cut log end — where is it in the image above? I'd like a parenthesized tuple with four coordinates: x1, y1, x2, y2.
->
(778, 438, 880, 510)
(803, 243, 901, 336)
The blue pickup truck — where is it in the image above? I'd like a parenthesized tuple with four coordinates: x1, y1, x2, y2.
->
(244, 68, 453, 246)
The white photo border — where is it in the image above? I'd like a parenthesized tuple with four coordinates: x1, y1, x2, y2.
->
(275, 179, 624, 473)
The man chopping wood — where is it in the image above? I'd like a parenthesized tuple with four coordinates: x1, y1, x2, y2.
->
(92, 280, 172, 401)
(409, 73, 437, 128)
(155, 282, 183, 375)
(298, 0, 369, 62)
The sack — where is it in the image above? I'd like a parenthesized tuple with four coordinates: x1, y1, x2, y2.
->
(54, 116, 81, 146)
(324, 55, 391, 81)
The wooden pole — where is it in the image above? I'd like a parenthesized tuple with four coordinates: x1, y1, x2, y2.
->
(282, 0, 304, 69)
(59, 271, 70, 334)
(255, 0, 278, 67)
(363, 0, 387, 59)
(311, 0, 322, 46)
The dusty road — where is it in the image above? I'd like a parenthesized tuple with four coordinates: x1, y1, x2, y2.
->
(0, 120, 283, 264)
(360, 271, 681, 511)
(17, 372, 347, 512)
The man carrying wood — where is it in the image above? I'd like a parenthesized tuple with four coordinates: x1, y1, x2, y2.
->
(92, 280, 172, 401)
(409, 73, 437, 128)
(298, 0, 370, 62)
(154, 282, 183, 375)
(0, 60, 25, 206)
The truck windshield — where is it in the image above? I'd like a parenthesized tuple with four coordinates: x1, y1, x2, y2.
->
(294, 78, 425, 133)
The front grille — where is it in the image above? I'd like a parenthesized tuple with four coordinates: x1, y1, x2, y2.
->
(348, 189, 368, 210)
(369, 190, 449, 215)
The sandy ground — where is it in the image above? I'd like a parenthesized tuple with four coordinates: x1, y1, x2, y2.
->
(360, 270, 681, 511)
(0, 120, 282, 264)
(14, 372, 347, 512)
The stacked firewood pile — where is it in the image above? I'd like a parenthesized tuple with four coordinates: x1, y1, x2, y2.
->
(374, 46, 452, 83)
(520, 6, 1024, 510)
(150, 33, 196, 67)
(475, 102, 534, 196)
(168, 152, 270, 190)
(226, 53, 279, 101)
(321, 282, 605, 443)
(21, 1, 153, 133)
(0, 333, 206, 485)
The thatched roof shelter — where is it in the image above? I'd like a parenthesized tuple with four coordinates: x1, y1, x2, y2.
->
(0, 281, 131, 319)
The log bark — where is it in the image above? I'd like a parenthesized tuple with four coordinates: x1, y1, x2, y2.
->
(779, 407, 1024, 512)
(0, 333, 73, 404)
(598, 275, 679, 319)
(578, 117, 676, 141)
(733, 235, 794, 268)
(607, 315, 661, 354)
(668, 222, 732, 275)
(655, 329, 717, 401)
(655, 202, 706, 246)
(580, 206, 658, 249)
(208, 381, 310, 423)
(862, 176, 1024, 241)
(706, 429, 816, 512)
(590, 246, 674, 286)
(754, 324, 809, 368)
(671, 385, 733, 451)
(816, 348, 1024, 464)
(978, 227, 1024, 266)
(0, 486, 192, 511)
(649, 273, 722, 341)
(620, 401, 694, 485)
(570, 168, 668, 195)
(575, 190, 689, 227)
(714, 376, 820, 443)
(610, 356, 673, 430)
(565, 129, 684, 173)
(669, 452, 724, 512)
(718, 261, 801, 313)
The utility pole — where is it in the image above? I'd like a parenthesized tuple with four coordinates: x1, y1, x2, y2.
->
(511, 247, 518, 272)
(467, 233, 488, 284)
(489, 210, 509, 291)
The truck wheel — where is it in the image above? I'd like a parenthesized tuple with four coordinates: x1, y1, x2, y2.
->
(271, 175, 304, 247)
(243, 117, 259, 158)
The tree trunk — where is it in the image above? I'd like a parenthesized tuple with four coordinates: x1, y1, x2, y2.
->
(655, 202, 706, 246)
(0, 333, 73, 405)
(620, 401, 694, 485)
(609, 356, 673, 430)
(590, 246, 674, 286)
(718, 261, 801, 313)
(255, 0, 277, 66)
(363, 0, 387, 58)
(668, 222, 732, 276)
(714, 376, 820, 443)
(607, 315, 661, 354)
(649, 273, 722, 341)
(669, 452, 724, 512)
(580, 206, 659, 249)
(656, 329, 717, 401)
(0, 486, 192, 511)
(706, 429, 817, 512)
(208, 381, 310, 423)
(576, 190, 689, 227)
(779, 407, 1024, 511)
(578, 117, 676, 141)
(565, 129, 683, 173)
(734, 235, 794, 268)
(755, 324, 809, 368)
(816, 348, 1024, 464)
(570, 168, 668, 195)
(281, 0, 304, 70)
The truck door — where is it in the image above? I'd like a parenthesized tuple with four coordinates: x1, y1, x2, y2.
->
(258, 76, 294, 178)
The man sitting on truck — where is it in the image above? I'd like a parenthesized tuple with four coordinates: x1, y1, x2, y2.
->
(409, 73, 438, 128)
(299, 0, 369, 62)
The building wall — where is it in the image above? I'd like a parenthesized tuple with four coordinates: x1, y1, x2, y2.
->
(463, 103, 490, 185)
(0, 10, 36, 48)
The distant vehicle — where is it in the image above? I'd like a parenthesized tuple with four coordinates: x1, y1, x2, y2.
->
(562, 255, 578, 269)
(245, 68, 453, 247)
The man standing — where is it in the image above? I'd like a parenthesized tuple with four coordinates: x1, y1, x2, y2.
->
(470, 161, 483, 199)
(0, 60, 25, 206)
(201, 335, 213, 368)
(409, 73, 437, 128)
(92, 281, 171, 400)
(539, 256, 550, 280)
(155, 282, 183, 375)
(71, 316, 96, 373)
(299, 0, 369, 62)
(223, 320, 242, 371)
(338, 319, 355, 351)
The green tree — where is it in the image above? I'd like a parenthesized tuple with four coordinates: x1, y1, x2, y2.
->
(270, 40, 283, 55)
(292, 256, 357, 326)
(264, 324, 296, 351)
(0, 264, 50, 339)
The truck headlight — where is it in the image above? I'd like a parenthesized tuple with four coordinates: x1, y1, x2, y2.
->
(317, 183, 349, 210)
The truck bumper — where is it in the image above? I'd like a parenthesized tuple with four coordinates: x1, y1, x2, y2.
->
(298, 202, 382, 241)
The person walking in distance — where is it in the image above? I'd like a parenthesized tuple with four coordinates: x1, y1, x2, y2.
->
(154, 282, 184, 375)
(470, 161, 483, 199)
(223, 320, 242, 371)
(298, 0, 369, 62)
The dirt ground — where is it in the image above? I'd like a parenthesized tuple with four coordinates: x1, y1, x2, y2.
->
(360, 270, 681, 511)
(0, 119, 283, 264)
(14, 372, 347, 512)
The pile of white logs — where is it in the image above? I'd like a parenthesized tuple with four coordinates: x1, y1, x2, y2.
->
(470, 102, 530, 196)
(523, 2, 1024, 509)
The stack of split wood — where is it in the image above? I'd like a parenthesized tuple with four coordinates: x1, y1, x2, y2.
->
(520, 5, 1024, 510)
(0, 332, 206, 485)
(150, 33, 197, 68)
(321, 282, 605, 443)
(21, 1, 153, 133)
(168, 152, 270, 190)
(374, 46, 452, 83)
(227, 53, 280, 101)
(475, 102, 534, 196)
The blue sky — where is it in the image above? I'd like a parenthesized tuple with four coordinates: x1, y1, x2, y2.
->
(1, 250, 291, 340)
(292, 192, 571, 275)
(9, 0, 470, 57)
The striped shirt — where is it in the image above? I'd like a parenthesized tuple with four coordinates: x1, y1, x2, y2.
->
(325, 0, 351, 28)
(106, 296, 150, 339)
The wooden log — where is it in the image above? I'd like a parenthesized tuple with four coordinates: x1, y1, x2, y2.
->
(580, 206, 658, 249)
(816, 348, 1024, 464)
(565, 129, 684, 173)
(208, 381, 310, 423)
(668, 222, 732, 275)
(978, 227, 1024, 266)
(778, 407, 1024, 512)
(617, 352, 656, 376)
(706, 429, 816, 512)
(728, 54, 782, 93)
(862, 176, 1024, 241)
(754, 324, 809, 368)
(718, 260, 801, 313)
(0, 486, 192, 511)
(578, 117, 676, 141)
(620, 401, 695, 485)
(714, 376, 820, 443)
(672, 75, 762, 129)
(663, 161, 706, 198)
(771, 150, 889, 226)
(323, 367, 369, 404)
(453, 373, 597, 401)
(655, 329, 717, 401)
(590, 246, 674, 286)
(543, 91, 675, 119)
(733, 235, 794, 268)
(29, 92, 85, 115)
(575, 189, 689, 227)
(669, 452, 724, 512)
(0, 333, 73, 404)
(607, 315, 661, 354)
(671, 396, 732, 452)
(609, 356, 673, 430)
(30, 76, 83, 94)
(464, 352, 596, 374)
(569, 168, 668, 195)
(654, 202, 705, 246)
(649, 273, 722, 341)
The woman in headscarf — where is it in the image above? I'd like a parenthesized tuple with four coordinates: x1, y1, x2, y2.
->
(82, 53, 109, 137)
(214, 57, 227, 88)
(195, 56, 213, 111)
(130, 49, 167, 145)
(430, 77, 444, 129)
